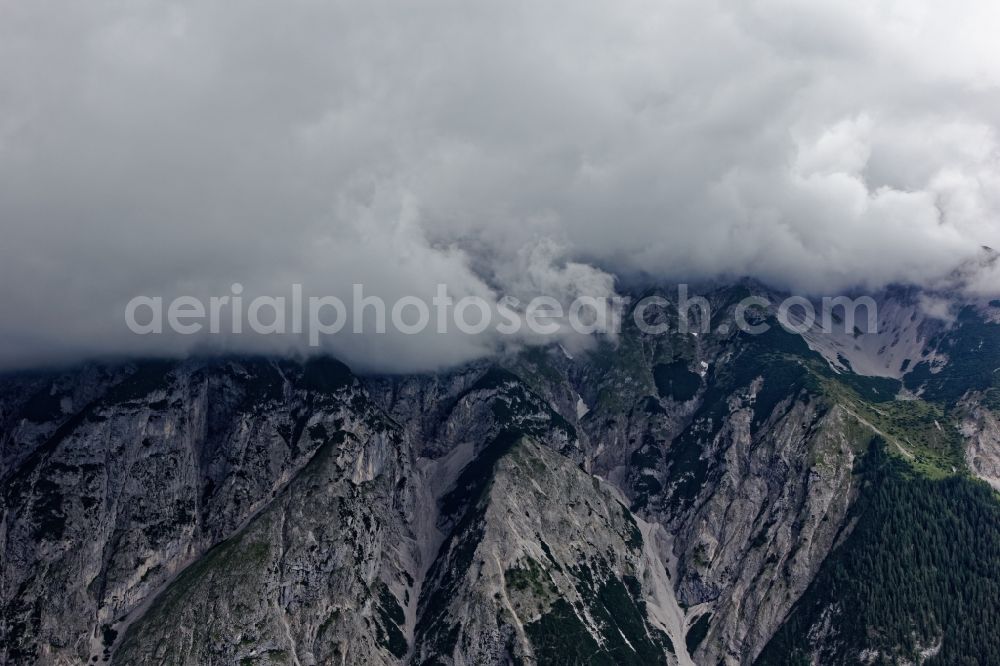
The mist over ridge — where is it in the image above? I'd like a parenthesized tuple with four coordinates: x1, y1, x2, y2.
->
(3, 0, 1000, 370)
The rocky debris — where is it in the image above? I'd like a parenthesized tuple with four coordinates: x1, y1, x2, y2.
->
(413, 435, 689, 665)
(959, 398, 1000, 491)
(4, 283, 1000, 665)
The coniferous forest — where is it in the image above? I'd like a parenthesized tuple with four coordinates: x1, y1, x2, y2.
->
(759, 439, 1000, 665)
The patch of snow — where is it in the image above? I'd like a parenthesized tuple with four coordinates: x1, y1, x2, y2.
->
(576, 396, 590, 419)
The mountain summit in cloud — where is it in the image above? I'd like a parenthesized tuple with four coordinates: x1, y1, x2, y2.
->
(6, 3, 1000, 664)
(2, 0, 1000, 370)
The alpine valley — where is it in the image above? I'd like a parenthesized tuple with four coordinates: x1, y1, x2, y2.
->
(4, 281, 1000, 665)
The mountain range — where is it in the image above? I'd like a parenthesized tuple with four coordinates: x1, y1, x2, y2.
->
(3, 281, 1000, 665)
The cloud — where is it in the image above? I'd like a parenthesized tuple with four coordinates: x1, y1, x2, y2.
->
(1, 0, 999, 370)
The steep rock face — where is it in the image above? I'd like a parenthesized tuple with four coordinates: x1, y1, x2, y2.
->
(110, 363, 593, 666)
(2, 357, 369, 664)
(365, 367, 486, 458)
(368, 366, 577, 462)
(667, 401, 863, 665)
(490, 297, 875, 664)
(4, 282, 1000, 666)
(959, 398, 1000, 491)
(0, 364, 127, 473)
(413, 435, 688, 666)
(115, 423, 415, 665)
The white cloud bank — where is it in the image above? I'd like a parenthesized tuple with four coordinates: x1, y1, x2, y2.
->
(1, 0, 1000, 371)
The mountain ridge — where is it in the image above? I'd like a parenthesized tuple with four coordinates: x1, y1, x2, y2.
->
(3, 284, 1000, 664)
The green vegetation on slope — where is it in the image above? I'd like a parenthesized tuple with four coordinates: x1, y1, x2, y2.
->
(825, 382, 966, 478)
(652, 360, 702, 402)
(637, 325, 825, 513)
(525, 564, 673, 666)
(758, 438, 1000, 666)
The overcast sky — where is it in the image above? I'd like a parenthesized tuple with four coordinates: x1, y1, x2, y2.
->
(2, 0, 1000, 371)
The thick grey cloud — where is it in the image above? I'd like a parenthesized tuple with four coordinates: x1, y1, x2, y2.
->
(1, 0, 999, 371)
